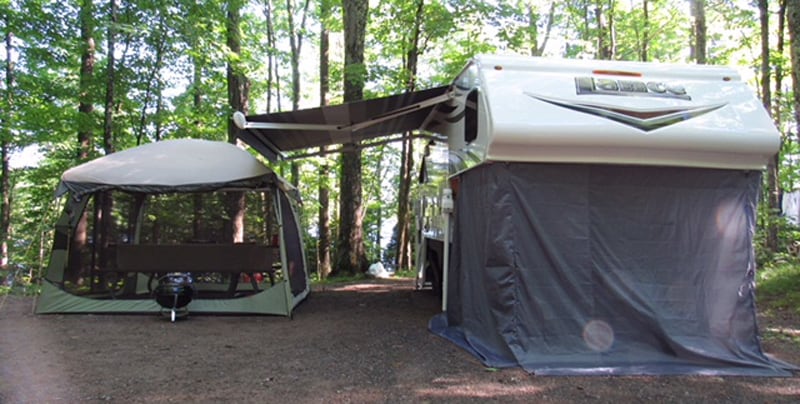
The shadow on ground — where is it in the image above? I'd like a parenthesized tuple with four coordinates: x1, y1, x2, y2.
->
(1, 279, 798, 403)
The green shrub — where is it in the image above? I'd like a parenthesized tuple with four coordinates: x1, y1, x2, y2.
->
(757, 262, 800, 312)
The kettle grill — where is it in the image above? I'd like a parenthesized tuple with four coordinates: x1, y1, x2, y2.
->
(153, 273, 195, 322)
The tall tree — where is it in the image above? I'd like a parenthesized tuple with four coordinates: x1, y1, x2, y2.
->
(317, 0, 332, 279)
(774, 0, 788, 122)
(595, 0, 615, 59)
(639, 0, 649, 61)
(334, 0, 369, 275)
(69, 0, 97, 280)
(759, 0, 780, 254)
(262, 0, 277, 112)
(103, 0, 117, 157)
(691, 0, 707, 64)
(788, 1, 800, 148)
(531, 2, 557, 56)
(1, 14, 13, 270)
(395, 0, 425, 273)
(77, 0, 95, 162)
(98, 0, 119, 269)
(226, 0, 249, 243)
(191, 14, 206, 240)
(286, 0, 310, 110)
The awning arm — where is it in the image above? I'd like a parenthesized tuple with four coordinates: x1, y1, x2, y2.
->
(281, 132, 444, 160)
(233, 112, 341, 132)
(232, 90, 453, 134)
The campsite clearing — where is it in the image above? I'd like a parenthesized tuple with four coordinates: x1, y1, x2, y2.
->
(1, 278, 798, 403)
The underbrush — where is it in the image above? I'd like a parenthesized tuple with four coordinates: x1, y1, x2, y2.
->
(757, 261, 800, 313)
(0, 269, 40, 296)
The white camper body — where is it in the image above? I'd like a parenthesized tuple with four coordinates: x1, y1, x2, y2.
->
(416, 55, 780, 293)
(440, 54, 778, 171)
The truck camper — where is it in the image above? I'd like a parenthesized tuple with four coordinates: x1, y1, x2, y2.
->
(234, 55, 794, 375)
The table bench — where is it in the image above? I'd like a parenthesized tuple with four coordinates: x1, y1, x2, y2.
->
(104, 244, 280, 296)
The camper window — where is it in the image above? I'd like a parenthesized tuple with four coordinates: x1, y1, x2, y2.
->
(464, 89, 478, 144)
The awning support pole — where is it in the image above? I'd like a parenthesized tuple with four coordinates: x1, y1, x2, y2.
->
(441, 188, 454, 312)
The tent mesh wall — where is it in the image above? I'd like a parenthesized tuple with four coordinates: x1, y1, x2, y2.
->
(60, 190, 283, 300)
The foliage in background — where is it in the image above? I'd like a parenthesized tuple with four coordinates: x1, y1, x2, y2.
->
(757, 260, 800, 313)
(0, 1, 798, 305)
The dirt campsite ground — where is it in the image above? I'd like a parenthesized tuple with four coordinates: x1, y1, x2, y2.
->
(1, 278, 799, 403)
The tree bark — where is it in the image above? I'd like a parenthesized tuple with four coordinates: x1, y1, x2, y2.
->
(103, 0, 117, 157)
(774, 0, 787, 121)
(789, 1, 800, 144)
(263, 0, 275, 112)
(533, 2, 556, 56)
(691, 0, 707, 64)
(595, 1, 614, 60)
(759, 0, 780, 254)
(70, 0, 96, 281)
(226, 0, 249, 243)
(286, 0, 310, 111)
(317, 0, 331, 279)
(135, 17, 165, 145)
(640, 0, 649, 61)
(98, 0, 118, 273)
(334, 0, 369, 276)
(78, 0, 95, 161)
(396, 0, 424, 273)
(192, 54, 205, 240)
(1, 23, 13, 270)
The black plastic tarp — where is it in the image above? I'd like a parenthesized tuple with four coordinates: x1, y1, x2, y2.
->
(430, 162, 796, 376)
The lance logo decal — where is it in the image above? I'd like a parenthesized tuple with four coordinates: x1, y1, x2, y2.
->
(525, 93, 725, 132)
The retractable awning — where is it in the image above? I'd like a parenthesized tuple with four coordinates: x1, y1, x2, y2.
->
(234, 85, 453, 161)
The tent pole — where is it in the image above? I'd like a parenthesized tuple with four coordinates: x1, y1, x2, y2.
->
(440, 188, 454, 312)
(274, 189, 292, 317)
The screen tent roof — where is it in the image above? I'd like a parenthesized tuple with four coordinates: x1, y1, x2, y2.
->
(56, 139, 295, 198)
(235, 85, 452, 161)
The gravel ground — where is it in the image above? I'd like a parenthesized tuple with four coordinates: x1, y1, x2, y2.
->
(1, 278, 798, 403)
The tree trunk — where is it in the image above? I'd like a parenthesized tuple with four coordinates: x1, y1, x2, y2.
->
(263, 0, 275, 112)
(527, 4, 538, 56)
(774, 0, 787, 121)
(640, 0, 649, 61)
(595, 1, 614, 60)
(226, 0, 249, 243)
(787, 0, 800, 254)
(77, 0, 95, 160)
(189, 21, 205, 239)
(103, 0, 117, 157)
(608, 1, 616, 59)
(135, 17, 165, 145)
(318, 157, 331, 278)
(99, 0, 118, 273)
(70, 0, 96, 281)
(396, 0, 424, 273)
(759, 0, 780, 254)
(1, 24, 13, 270)
(533, 2, 556, 56)
(317, 0, 332, 279)
(286, 0, 310, 111)
(334, 0, 369, 276)
(192, 54, 205, 240)
(691, 0, 707, 64)
(789, 1, 800, 146)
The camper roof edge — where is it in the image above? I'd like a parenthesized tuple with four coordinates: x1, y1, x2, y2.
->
(472, 53, 743, 81)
